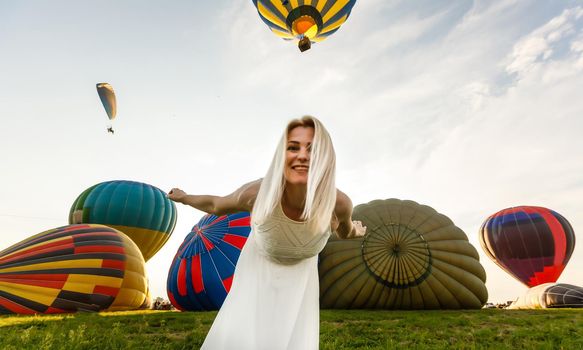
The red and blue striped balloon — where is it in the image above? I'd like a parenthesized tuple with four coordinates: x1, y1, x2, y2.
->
(167, 212, 251, 311)
(479, 206, 575, 287)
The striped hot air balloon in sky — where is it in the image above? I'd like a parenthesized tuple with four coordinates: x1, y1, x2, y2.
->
(252, 0, 357, 51)
(479, 206, 575, 287)
(69, 180, 177, 261)
(0, 224, 149, 314)
(319, 199, 488, 309)
(167, 212, 251, 311)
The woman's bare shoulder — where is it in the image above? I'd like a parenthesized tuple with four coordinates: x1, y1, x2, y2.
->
(240, 178, 262, 193)
(235, 178, 262, 210)
(334, 189, 353, 216)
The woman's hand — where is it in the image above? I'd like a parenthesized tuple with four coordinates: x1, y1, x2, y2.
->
(350, 220, 367, 238)
(168, 188, 187, 203)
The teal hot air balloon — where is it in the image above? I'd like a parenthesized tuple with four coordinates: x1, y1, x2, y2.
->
(69, 180, 177, 261)
(96, 82, 117, 133)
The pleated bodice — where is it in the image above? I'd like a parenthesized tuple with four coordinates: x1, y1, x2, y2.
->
(253, 203, 331, 264)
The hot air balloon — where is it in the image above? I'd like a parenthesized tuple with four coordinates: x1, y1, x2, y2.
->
(0, 224, 149, 314)
(318, 199, 488, 309)
(479, 206, 575, 287)
(69, 180, 177, 261)
(251, 0, 357, 52)
(167, 212, 251, 311)
(508, 283, 583, 309)
(96, 82, 116, 133)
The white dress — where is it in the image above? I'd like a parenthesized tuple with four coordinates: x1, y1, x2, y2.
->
(201, 203, 331, 350)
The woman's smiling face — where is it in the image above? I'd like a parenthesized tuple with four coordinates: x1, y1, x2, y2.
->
(284, 126, 314, 186)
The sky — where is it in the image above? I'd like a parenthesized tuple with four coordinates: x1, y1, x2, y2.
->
(1, 0, 582, 304)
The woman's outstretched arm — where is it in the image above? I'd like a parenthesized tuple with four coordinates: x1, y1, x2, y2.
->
(333, 190, 367, 239)
(168, 179, 261, 215)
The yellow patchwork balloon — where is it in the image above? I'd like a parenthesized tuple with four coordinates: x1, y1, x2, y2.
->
(0, 224, 149, 314)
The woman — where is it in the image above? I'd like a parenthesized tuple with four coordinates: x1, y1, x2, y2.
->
(168, 116, 366, 350)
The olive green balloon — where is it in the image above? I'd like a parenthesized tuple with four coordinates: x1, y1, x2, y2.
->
(319, 199, 488, 309)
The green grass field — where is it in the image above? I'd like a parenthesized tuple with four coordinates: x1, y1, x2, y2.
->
(1, 309, 582, 349)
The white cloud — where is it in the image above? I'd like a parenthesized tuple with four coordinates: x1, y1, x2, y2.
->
(506, 6, 583, 77)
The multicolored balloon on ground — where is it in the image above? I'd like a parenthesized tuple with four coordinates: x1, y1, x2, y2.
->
(167, 212, 251, 311)
(479, 206, 575, 287)
(319, 199, 488, 309)
(69, 180, 177, 261)
(508, 283, 583, 309)
(251, 0, 357, 51)
(0, 224, 149, 314)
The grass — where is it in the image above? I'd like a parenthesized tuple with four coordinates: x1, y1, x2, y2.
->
(1, 309, 583, 349)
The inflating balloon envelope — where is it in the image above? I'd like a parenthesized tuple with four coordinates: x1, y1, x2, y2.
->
(0, 224, 149, 314)
(252, 0, 357, 52)
(508, 283, 583, 309)
(319, 199, 488, 309)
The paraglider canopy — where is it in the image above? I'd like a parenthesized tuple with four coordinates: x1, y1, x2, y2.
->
(96, 82, 117, 134)
(96, 83, 116, 120)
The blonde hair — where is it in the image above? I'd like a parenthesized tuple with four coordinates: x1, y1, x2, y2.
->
(252, 116, 337, 233)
